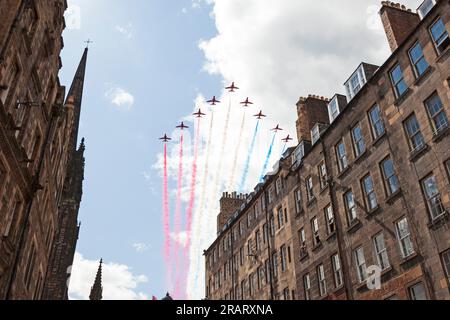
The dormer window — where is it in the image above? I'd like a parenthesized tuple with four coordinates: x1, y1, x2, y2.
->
(293, 142, 305, 165)
(417, 0, 436, 19)
(328, 97, 340, 123)
(345, 66, 366, 100)
(311, 123, 328, 145)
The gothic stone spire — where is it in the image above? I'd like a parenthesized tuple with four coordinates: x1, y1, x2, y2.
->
(89, 259, 103, 300)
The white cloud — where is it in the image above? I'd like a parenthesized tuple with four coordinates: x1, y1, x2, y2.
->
(154, 0, 422, 299)
(65, 1, 82, 30)
(105, 87, 135, 111)
(115, 23, 134, 39)
(69, 252, 149, 300)
(132, 243, 149, 253)
(170, 231, 188, 248)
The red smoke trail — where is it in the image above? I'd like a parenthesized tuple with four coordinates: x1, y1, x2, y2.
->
(177, 119, 201, 299)
(162, 143, 171, 287)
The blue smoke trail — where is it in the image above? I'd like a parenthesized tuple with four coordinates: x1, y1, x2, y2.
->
(238, 120, 260, 193)
(259, 133, 277, 182)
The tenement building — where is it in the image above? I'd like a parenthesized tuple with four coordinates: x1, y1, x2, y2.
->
(0, 1, 87, 299)
(204, 0, 450, 300)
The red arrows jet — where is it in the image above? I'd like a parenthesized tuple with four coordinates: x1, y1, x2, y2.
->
(271, 125, 283, 132)
(176, 122, 189, 130)
(193, 109, 206, 118)
(282, 135, 293, 143)
(254, 111, 266, 119)
(159, 134, 171, 142)
(207, 96, 220, 105)
(240, 97, 254, 107)
(225, 82, 239, 92)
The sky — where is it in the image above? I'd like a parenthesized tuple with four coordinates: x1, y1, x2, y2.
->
(60, 0, 421, 300)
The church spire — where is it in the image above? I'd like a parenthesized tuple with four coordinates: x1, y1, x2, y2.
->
(66, 47, 88, 152)
(89, 258, 103, 300)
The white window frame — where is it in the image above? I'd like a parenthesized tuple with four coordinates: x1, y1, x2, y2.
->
(317, 264, 327, 296)
(332, 254, 343, 288)
(373, 233, 390, 270)
(395, 217, 415, 258)
(354, 246, 367, 283)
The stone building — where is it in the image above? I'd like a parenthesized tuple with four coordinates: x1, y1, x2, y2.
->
(204, 0, 450, 300)
(0, 1, 87, 299)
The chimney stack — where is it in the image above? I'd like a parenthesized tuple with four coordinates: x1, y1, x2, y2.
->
(296, 95, 330, 143)
(380, 1, 420, 52)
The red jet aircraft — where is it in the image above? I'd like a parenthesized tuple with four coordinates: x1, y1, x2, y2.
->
(207, 96, 220, 105)
(176, 122, 189, 130)
(225, 82, 239, 92)
(254, 111, 266, 119)
(282, 135, 293, 143)
(159, 134, 171, 142)
(193, 109, 206, 118)
(240, 97, 254, 107)
(271, 125, 283, 132)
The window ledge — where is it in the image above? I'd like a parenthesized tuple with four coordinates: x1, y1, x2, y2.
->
(399, 252, 420, 267)
(299, 251, 309, 262)
(306, 197, 317, 208)
(394, 88, 412, 107)
(346, 218, 362, 234)
(435, 46, 450, 63)
(295, 209, 305, 219)
(326, 231, 337, 242)
(320, 184, 330, 195)
(413, 66, 434, 87)
(353, 150, 369, 165)
(365, 205, 381, 218)
(409, 144, 430, 162)
(427, 211, 449, 230)
(386, 189, 403, 205)
(312, 242, 323, 253)
(432, 125, 450, 143)
(372, 132, 387, 148)
(337, 165, 352, 180)
(356, 280, 369, 292)
(380, 266, 394, 280)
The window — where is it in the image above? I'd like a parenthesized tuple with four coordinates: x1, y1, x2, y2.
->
(239, 247, 244, 266)
(328, 97, 340, 123)
(241, 279, 246, 300)
(247, 239, 253, 257)
(306, 176, 314, 201)
(318, 162, 328, 189)
(344, 190, 357, 224)
(409, 42, 429, 77)
(354, 247, 367, 283)
(255, 230, 261, 251)
(425, 93, 448, 134)
(332, 254, 343, 288)
(311, 124, 321, 144)
(422, 175, 445, 220)
(258, 266, 265, 289)
(418, 0, 435, 19)
(239, 221, 244, 236)
(265, 259, 270, 283)
(369, 105, 385, 139)
(362, 175, 378, 211)
(324, 205, 335, 235)
(294, 189, 302, 214)
(352, 124, 366, 157)
(255, 202, 260, 219)
(441, 250, 450, 278)
(345, 66, 367, 100)
(247, 211, 253, 228)
(381, 157, 400, 196)
(430, 18, 449, 54)
(404, 114, 425, 152)
(272, 252, 279, 279)
(396, 218, 415, 258)
(409, 283, 428, 300)
(299, 228, 306, 246)
(280, 245, 287, 272)
(277, 208, 284, 229)
(303, 274, 311, 300)
(283, 287, 290, 300)
(311, 217, 320, 246)
(269, 215, 275, 237)
(317, 264, 327, 296)
(275, 178, 282, 196)
(373, 233, 390, 270)
(390, 64, 408, 98)
(267, 188, 273, 204)
(335, 140, 348, 172)
(263, 223, 268, 243)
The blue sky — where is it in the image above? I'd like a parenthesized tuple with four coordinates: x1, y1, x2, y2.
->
(62, 0, 220, 299)
(61, 0, 421, 300)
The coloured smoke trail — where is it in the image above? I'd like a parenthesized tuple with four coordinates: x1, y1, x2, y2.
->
(162, 143, 171, 286)
(228, 110, 247, 189)
(260, 132, 277, 182)
(238, 119, 260, 192)
(172, 132, 184, 290)
(177, 119, 201, 299)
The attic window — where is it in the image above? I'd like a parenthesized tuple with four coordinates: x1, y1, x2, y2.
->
(327, 96, 340, 123)
(417, 0, 436, 19)
(345, 65, 367, 100)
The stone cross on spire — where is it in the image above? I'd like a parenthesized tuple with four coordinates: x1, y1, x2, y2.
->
(89, 259, 103, 300)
